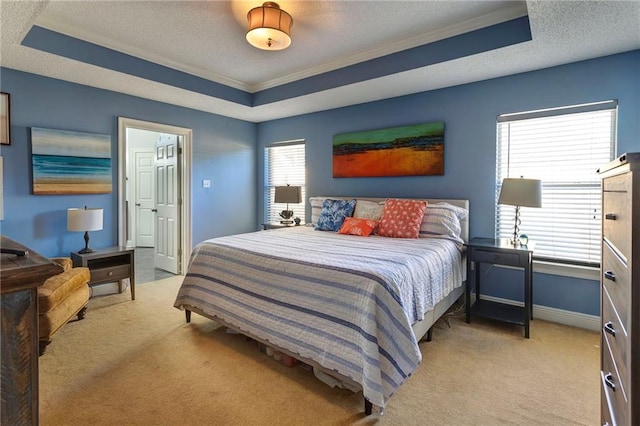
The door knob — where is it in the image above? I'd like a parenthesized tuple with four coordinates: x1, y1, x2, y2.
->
(135, 203, 141, 206)
(604, 322, 616, 337)
(152, 209, 158, 213)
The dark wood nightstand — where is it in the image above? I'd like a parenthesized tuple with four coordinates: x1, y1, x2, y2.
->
(465, 237, 535, 338)
(71, 246, 135, 300)
(262, 223, 303, 230)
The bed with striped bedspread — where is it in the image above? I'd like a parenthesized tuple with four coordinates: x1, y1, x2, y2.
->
(174, 225, 464, 409)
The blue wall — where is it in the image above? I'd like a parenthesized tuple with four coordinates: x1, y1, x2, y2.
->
(0, 68, 257, 258)
(1, 50, 638, 316)
(256, 50, 640, 316)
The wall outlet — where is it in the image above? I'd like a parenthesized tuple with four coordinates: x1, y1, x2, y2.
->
(202, 179, 211, 188)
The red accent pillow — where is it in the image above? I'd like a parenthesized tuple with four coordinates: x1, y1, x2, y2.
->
(377, 199, 428, 238)
(337, 217, 379, 237)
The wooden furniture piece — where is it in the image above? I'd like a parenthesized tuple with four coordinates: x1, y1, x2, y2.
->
(1, 236, 61, 425)
(261, 223, 300, 230)
(598, 152, 639, 426)
(465, 237, 535, 338)
(71, 246, 135, 300)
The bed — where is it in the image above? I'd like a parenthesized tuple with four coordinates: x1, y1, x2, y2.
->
(174, 197, 469, 414)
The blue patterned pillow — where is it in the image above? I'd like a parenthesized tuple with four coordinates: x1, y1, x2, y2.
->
(315, 199, 356, 231)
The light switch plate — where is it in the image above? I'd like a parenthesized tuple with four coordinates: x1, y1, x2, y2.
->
(202, 179, 211, 188)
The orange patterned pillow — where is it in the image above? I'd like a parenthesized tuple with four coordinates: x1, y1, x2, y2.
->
(337, 217, 379, 237)
(377, 199, 427, 238)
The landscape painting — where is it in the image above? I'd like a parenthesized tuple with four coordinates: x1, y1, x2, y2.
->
(32, 127, 112, 194)
(333, 121, 444, 178)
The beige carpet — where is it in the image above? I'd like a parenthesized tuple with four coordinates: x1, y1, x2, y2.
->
(39, 276, 600, 425)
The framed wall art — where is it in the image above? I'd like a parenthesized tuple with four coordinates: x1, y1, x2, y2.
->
(333, 121, 445, 178)
(31, 127, 112, 194)
(0, 93, 10, 145)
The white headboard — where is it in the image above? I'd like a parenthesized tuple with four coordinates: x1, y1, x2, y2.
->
(313, 197, 469, 243)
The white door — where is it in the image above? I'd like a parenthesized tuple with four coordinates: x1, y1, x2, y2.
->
(154, 134, 180, 274)
(135, 151, 155, 247)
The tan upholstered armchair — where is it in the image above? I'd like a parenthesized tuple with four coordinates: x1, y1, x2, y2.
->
(38, 257, 90, 355)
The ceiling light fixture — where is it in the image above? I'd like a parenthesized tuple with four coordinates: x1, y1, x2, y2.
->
(246, 2, 293, 51)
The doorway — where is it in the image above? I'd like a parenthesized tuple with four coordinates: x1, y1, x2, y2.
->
(117, 117, 192, 282)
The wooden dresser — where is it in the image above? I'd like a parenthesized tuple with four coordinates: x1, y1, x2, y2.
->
(598, 152, 640, 426)
(1, 236, 62, 425)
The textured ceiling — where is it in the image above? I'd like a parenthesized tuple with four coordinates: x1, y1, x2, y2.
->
(1, 1, 639, 122)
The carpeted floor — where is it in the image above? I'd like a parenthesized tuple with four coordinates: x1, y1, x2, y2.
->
(39, 277, 600, 425)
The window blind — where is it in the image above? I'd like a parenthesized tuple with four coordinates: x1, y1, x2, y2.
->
(265, 141, 306, 223)
(496, 101, 616, 266)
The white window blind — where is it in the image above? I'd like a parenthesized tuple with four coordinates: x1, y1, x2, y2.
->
(496, 100, 616, 266)
(265, 141, 306, 223)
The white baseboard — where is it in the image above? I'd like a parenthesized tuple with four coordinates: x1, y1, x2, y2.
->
(478, 294, 600, 331)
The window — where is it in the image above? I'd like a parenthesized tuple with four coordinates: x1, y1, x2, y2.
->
(265, 140, 306, 223)
(496, 100, 616, 266)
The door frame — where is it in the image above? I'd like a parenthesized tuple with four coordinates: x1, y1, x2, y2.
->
(117, 117, 192, 275)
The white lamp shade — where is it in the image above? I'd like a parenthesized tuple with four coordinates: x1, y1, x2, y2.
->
(67, 208, 103, 232)
(274, 186, 302, 204)
(246, 2, 292, 50)
(498, 178, 542, 208)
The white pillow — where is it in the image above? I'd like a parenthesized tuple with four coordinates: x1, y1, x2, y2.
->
(353, 200, 385, 220)
(309, 197, 325, 224)
(419, 202, 468, 243)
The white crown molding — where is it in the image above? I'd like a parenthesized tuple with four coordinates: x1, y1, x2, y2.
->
(34, 3, 527, 94)
(249, 3, 528, 92)
(33, 14, 249, 92)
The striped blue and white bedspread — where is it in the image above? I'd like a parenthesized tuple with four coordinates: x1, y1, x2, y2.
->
(174, 226, 463, 408)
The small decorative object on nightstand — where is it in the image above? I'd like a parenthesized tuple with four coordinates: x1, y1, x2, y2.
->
(465, 237, 535, 338)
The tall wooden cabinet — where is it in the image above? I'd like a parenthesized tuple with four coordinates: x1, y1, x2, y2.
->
(598, 153, 639, 426)
(1, 236, 62, 425)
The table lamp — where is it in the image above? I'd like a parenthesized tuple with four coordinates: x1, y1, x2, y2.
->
(274, 185, 301, 224)
(68, 207, 103, 253)
(498, 177, 542, 245)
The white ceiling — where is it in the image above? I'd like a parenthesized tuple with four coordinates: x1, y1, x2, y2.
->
(1, 1, 639, 123)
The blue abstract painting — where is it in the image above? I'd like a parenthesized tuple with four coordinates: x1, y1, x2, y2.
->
(31, 127, 112, 194)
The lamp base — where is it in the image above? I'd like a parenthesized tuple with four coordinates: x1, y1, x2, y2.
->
(279, 220, 293, 225)
(507, 238, 521, 247)
(509, 206, 522, 247)
(78, 231, 95, 254)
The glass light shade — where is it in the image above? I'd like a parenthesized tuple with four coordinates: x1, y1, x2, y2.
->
(246, 2, 292, 51)
(67, 207, 103, 232)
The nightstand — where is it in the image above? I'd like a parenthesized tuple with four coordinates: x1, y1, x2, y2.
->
(71, 246, 135, 300)
(262, 223, 303, 230)
(465, 237, 535, 338)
